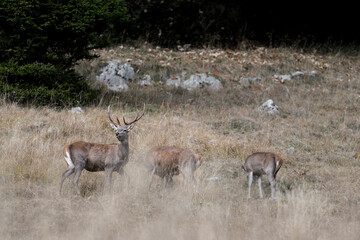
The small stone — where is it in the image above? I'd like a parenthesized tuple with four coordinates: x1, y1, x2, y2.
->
(240, 77, 262, 84)
(69, 107, 84, 114)
(309, 70, 318, 77)
(292, 71, 305, 78)
(138, 75, 152, 86)
(207, 177, 221, 182)
(287, 147, 295, 153)
(166, 76, 181, 87)
(274, 74, 291, 81)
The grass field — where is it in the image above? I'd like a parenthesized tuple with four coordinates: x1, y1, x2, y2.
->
(1, 45, 360, 239)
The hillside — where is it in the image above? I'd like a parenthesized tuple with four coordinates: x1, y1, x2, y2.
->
(1, 45, 359, 239)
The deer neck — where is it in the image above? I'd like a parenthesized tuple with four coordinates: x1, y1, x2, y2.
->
(115, 138, 129, 162)
(117, 136, 129, 151)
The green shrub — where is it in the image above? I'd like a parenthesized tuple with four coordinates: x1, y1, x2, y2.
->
(0, 0, 129, 67)
(0, 0, 128, 106)
(0, 61, 97, 106)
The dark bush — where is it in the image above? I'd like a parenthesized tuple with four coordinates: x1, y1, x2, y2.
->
(0, 0, 128, 106)
(0, 61, 97, 106)
(0, 0, 129, 67)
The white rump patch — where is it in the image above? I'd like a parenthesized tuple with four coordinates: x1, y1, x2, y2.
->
(64, 150, 74, 169)
(276, 161, 279, 167)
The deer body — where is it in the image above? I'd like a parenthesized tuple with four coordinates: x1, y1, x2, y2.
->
(64, 141, 129, 172)
(59, 106, 143, 195)
(242, 152, 283, 199)
(145, 146, 202, 189)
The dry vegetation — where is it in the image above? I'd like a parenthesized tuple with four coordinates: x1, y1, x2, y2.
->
(1, 45, 360, 239)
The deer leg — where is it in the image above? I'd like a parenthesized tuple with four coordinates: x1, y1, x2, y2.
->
(247, 171, 253, 199)
(163, 176, 168, 188)
(167, 175, 174, 187)
(189, 163, 197, 187)
(267, 172, 276, 199)
(105, 168, 114, 193)
(72, 166, 84, 195)
(180, 163, 193, 187)
(117, 168, 130, 188)
(59, 166, 75, 194)
(183, 169, 196, 187)
(258, 176, 263, 198)
(148, 167, 156, 190)
(190, 173, 197, 187)
(163, 175, 172, 188)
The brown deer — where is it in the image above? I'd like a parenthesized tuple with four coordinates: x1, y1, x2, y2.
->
(59, 106, 144, 195)
(145, 146, 202, 189)
(242, 152, 283, 199)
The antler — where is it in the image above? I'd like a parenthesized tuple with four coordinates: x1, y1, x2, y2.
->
(108, 105, 121, 126)
(123, 104, 145, 126)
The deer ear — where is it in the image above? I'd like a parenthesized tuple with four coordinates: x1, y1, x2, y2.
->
(109, 123, 117, 131)
(126, 123, 135, 131)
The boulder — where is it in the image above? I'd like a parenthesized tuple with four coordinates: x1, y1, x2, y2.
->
(96, 60, 135, 92)
(258, 99, 279, 114)
(166, 73, 222, 91)
(181, 73, 223, 90)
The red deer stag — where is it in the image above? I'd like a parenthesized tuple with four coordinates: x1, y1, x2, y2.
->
(242, 152, 283, 199)
(60, 106, 144, 195)
(145, 146, 202, 189)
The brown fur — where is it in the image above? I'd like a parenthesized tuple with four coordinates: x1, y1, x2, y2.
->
(59, 107, 143, 195)
(145, 146, 202, 189)
(242, 152, 283, 199)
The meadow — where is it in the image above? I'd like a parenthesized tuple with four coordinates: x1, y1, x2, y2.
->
(0, 45, 359, 239)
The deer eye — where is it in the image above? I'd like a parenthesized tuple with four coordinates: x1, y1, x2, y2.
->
(115, 132, 120, 137)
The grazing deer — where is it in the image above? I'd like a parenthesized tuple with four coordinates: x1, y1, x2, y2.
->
(59, 106, 144, 195)
(242, 152, 283, 199)
(145, 146, 202, 189)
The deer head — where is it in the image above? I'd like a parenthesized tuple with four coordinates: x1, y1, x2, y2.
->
(108, 106, 144, 141)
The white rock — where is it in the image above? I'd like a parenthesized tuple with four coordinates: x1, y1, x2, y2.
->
(287, 147, 295, 153)
(181, 71, 187, 79)
(291, 71, 305, 78)
(258, 99, 279, 114)
(69, 107, 84, 114)
(96, 60, 135, 92)
(309, 70, 318, 77)
(166, 76, 181, 87)
(117, 63, 135, 81)
(207, 177, 221, 182)
(274, 74, 291, 81)
(322, 88, 329, 94)
(181, 73, 223, 90)
(138, 74, 152, 86)
(240, 77, 262, 84)
(166, 73, 222, 91)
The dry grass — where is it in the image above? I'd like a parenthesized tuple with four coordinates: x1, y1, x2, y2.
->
(1, 45, 360, 239)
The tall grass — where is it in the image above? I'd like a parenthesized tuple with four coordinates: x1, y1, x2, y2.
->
(1, 45, 360, 239)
